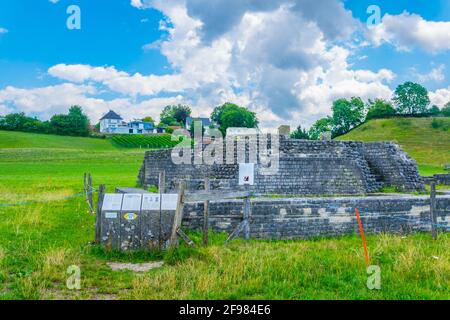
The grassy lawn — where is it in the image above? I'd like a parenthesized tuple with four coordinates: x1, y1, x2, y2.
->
(336, 117, 450, 176)
(0, 130, 449, 300)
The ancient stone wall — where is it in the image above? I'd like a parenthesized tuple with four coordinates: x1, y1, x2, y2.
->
(138, 137, 425, 195)
(182, 195, 450, 239)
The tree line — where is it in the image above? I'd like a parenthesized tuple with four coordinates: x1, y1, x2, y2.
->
(0, 106, 91, 137)
(1, 81, 449, 139)
(291, 81, 450, 140)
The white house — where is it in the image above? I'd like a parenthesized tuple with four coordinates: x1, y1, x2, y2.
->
(99, 110, 159, 134)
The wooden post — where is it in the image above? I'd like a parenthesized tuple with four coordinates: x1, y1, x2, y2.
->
(83, 173, 87, 196)
(203, 178, 210, 246)
(158, 171, 166, 249)
(88, 173, 93, 213)
(95, 184, 106, 244)
(430, 181, 437, 240)
(170, 181, 186, 248)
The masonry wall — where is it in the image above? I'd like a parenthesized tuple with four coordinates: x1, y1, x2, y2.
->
(138, 137, 425, 195)
(182, 195, 450, 239)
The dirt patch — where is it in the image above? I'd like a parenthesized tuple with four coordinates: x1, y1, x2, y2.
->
(107, 261, 164, 272)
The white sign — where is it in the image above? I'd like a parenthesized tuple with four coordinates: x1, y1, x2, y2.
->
(239, 163, 255, 185)
(102, 194, 123, 211)
(141, 193, 178, 211)
(121, 194, 142, 211)
(104, 212, 118, 219)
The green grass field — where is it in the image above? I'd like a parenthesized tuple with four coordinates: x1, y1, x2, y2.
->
(0, 129, 449, 300)
(336, 117, 450, 176)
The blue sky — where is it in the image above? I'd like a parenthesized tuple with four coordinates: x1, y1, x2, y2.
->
(0, 0, 449, 128)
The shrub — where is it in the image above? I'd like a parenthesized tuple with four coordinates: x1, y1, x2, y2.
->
(366, 99, 396, 120)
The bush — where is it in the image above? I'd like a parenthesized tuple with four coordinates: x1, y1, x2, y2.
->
(442, 104, 450, 117)
(431, 119, 450, 131)
(366, 99, 396, 120)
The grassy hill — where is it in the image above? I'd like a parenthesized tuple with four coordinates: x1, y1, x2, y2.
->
(336, 117, 450, 176)
(0, 130, 449, 299)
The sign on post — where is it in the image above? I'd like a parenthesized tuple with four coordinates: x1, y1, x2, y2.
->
(239, 163, 255, 186)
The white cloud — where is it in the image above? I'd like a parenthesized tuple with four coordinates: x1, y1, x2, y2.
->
(411, 65, 446, 83)
(0, 27, 8, 34)
(429, 86, 450, 107)
(0, 83, 185, 123)
(43, 0, 399, 129)
(49, 0, 60, 4)
(367, 12, 450, 53)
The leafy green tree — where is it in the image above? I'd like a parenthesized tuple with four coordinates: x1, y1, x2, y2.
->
(0, 112, 51, 133)
(428, 105, 440, 116)
(442, 102, 450, 117)
(160, 104, 191, 126)
(393, 81, 430, 114)
(212, 103, 258, 135)
(142, 116, 154, 123)
(290, 125, 310, 139)
(309, 117, 333, 140)
(331, 97, 365, 137)
(50, 106, 90, 136)
(366, 99, 396, 120)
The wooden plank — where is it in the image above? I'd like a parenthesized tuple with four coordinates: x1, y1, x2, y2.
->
(88, 173, 93, 213)
(184, 190, 252, 203)
(169, 181, 186, 247)
(177, 228, 195, 247)
(225, 221, 246, 244)
(203, 178, 210, 246)
(95, 184, 105, 244)
(430, 181, 437, 240)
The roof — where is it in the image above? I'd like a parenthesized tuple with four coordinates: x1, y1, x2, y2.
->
(100, 110, 123, 120)
(186, 117, 211, 127)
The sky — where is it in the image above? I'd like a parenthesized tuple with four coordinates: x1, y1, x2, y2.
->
(0, 0, 450, 129)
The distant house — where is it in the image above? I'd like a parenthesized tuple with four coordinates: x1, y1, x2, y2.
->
(128, 120, 154, 134)
(99, 110, 129, 134)
(99, 110, 160, 134)
(185, 117, 211, 129)
(185, 117, 216, 136)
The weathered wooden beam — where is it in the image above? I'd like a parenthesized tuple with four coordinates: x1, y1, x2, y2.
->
(184, 190, 252, 203)
(177, 228, 195, 247)
(169, 181, 186, 248)
(95, 184, 105, 244)
(225, 220, 246, 244)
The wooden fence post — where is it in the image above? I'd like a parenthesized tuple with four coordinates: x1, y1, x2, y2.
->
(95, 184, 106, 244)
(88, 173, 93, 213)
(203, 178, 210, 246)
(170, 181, 186, 248)
(430, 181, 437, 240)
(158, 171, 166, 249)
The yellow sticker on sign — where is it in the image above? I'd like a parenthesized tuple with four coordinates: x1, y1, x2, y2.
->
(123, 213, 138, 221)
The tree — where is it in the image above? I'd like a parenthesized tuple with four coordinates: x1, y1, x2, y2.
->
(309, 117, 333, 140)
(393, 81, 430, 114)
(428, 105, 440, 116)
(50, 106, 90, 136)
(142, 116, 154, 123)
(366, 99, 396, 120)
(331, 97, 365, 137)
(160, 104, 191, 126)
(442, 102, 450, 117)
(211, 103, 258, 135)
(290, 125, 310, 139)
(0, 112, 51, 133)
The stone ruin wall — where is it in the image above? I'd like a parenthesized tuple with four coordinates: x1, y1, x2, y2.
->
(138, 137, 425, 195)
